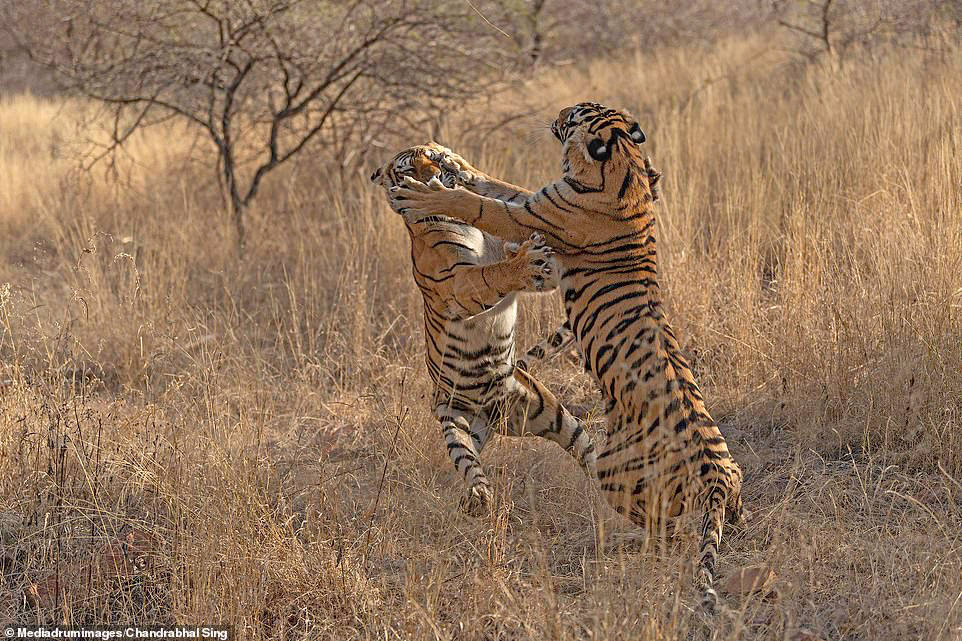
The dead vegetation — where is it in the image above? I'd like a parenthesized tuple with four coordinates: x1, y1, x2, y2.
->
(0, 31, 961, 641)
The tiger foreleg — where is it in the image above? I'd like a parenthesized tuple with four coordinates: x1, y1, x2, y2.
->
(427, 144, 533, 204)
(391, 177, 578, 248)
(444, 234, 557, 319)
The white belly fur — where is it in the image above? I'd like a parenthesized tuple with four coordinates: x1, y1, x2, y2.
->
(433, 228, 519, 403)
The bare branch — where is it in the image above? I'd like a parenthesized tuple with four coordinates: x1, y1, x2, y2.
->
(2, 0, 516, 253)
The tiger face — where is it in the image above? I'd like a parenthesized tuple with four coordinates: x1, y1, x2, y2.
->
(550, 101, 646, 162)
(548, 102, 660, 201)
(370, 144, 457, 208)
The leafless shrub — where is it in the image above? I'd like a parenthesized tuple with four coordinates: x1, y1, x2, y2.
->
(483, 0, 766, 65)
(772, 0, 960, 66)
(1, 0, 515, 251)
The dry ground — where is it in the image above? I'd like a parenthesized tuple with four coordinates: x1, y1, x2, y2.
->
(1, 37, 961, 640)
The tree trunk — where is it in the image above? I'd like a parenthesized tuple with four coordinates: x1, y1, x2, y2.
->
(220, 146, 247, 256)
(229, 195, 247, 256)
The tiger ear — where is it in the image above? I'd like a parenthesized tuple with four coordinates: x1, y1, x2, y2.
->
(587, 138, 611, 161)
(628, 123, 646, 144)
(370, 167, 383, 183)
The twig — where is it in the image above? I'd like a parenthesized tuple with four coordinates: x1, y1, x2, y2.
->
(362, 372, 408, 569)
(463, 0, 515, 41)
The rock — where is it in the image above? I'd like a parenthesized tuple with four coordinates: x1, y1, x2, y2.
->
(720, 563, 776, 596)
(719, 424, 748, 441)
(0, 511, 23, 546)
(0, 512, 24, 572)
(103, 529, 158, 577)
(24, 581, 47, 609)
(24, 566, 82, 610)
(787, 628, 825, 641)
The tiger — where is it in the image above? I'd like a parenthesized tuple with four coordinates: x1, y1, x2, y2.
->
(390, 104, 745, 613)
(370, 143, 597, 514)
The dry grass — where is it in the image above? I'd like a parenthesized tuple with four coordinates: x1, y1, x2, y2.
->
(1, 35, 961, 640)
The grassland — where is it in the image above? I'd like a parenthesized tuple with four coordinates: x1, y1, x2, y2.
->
(1, 36, 960, 640)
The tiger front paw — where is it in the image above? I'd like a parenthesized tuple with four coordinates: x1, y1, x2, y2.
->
(505, 233, 557, 293)
(427, 144, 481, 188)
(391, 174, 453, 217)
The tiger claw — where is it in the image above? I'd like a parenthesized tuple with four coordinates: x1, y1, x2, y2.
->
(433, 149, 480, 188)
(511, 236, 558, 293)
(437, 156, 458, 172)
(460, 484, 493, 515)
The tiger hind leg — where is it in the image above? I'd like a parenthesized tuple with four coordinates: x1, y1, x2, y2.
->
(697, 488, 728, 615)
(504, 369, 598, 480)
(515, 321, 575, 373)
(436, 406, 495, 515)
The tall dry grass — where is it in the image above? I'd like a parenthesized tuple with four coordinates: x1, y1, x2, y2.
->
(1, 35, 960, 640)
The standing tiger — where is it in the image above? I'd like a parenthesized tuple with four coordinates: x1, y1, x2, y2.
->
(370, 143, 597, 514)
(391, 104, 745, 613)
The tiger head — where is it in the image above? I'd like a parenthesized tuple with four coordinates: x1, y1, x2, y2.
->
(370, 143, 457, 214)
(550, 101, 646, 160)
(550, 102, 658, 200)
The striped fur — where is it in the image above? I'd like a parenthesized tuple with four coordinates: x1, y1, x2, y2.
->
(515, 320, 575, 373)
(392, 107, 744, 612)
(371, 144, 596, 513)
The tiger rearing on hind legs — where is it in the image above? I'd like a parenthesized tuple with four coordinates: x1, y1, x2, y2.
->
(391, 104, 745, 613)
(370, 143, 597, 515)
